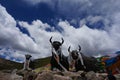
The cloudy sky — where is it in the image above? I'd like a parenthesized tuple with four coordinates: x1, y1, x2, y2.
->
(0, 0, 120, 62)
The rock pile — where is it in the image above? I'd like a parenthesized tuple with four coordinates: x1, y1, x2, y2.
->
(35, 71, 107, 80)
(0, 70, 120, 80)
(0, 70, 23, 80)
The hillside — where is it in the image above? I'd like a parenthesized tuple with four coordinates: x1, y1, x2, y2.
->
(0, 56, 51, 70)
(0, 58, 22, 70)
(32, 56, 51, 69)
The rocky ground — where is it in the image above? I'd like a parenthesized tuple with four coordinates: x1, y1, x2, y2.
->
(35, 71, 106, 80)
(0, 70, 23, 80)
(0, 70, 120, 80)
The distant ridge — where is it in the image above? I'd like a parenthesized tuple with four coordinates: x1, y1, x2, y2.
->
(0, 56, 51, 70)
(0, 58, 22, 70)
(31, 56, 51, 69)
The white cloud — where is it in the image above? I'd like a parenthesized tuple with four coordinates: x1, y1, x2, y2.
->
(19, 20, 120, 57)
(1, 0, 120, 61)
(22, 0, 120, 27)
(19, 20, 62, 58)
(5, 56, 10, 60)
(58, 21, 120, 56)
(0, 48, 24, 61)
(0, 4, 40, 56)
(22, 0, 120, 15)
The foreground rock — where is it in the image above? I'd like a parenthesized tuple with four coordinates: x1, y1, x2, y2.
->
(115, 74, 120, 80)
(0, 71, 23, 80)
(35, 71, 107, 80)
(0, 70, 120, 80)
(35, 71, 72, 80)
(17, 69, 37, 80)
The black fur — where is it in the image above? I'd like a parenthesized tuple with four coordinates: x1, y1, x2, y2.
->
(49, 37, 69, 71)
(68, 46, 99, 72)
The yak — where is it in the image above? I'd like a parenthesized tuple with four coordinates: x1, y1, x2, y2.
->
(49, 37, 69, 71)
(68, 45, 99, 72)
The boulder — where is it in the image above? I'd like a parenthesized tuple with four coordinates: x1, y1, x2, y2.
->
(114, 74, 120, 80)
(0, 71, 23, 80)
(11, 69, 23, 80)
(35, 72, 54, 80)
(53, 75, 72, 80)
(86, 71, 98, 80)
(62, 71, 80, 80)
(17, 69, 37, 80)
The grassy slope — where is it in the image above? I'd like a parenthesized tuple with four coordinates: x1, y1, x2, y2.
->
(0, 56, 51, 70)
(0, 58, 23, 70)
(33, 56, 51, 69)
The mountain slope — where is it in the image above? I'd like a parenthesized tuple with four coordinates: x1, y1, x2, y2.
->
(0, 58, 22, 70)
(0, 56, 51, 70)
(30, 56, 51, 69)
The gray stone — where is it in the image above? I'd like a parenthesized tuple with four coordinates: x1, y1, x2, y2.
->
(35, 72, 54, 80)
(86, 71, 98, 80)
(115, 74, 120, 80)
(53, 75, 72, 80)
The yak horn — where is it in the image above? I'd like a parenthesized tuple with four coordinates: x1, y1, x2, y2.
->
(49, 36, 53, 44)
(78, 45, 81, 51)
(61, 38, 64, 44)
(68, 46, 71, 52)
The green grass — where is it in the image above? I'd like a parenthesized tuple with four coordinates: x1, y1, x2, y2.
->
(0, 58, 22, 70)
(33, 56, 51, 69)
(0, 56, 51, 71)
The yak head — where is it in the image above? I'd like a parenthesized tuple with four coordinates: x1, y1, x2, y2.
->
(68, 45, 81, 60)
(49, 37, 64, 51)
(25, 54, 32, 60)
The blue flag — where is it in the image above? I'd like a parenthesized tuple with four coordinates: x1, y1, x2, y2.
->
(104, 57, 117, 67)
(115, 51, 120, 55)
